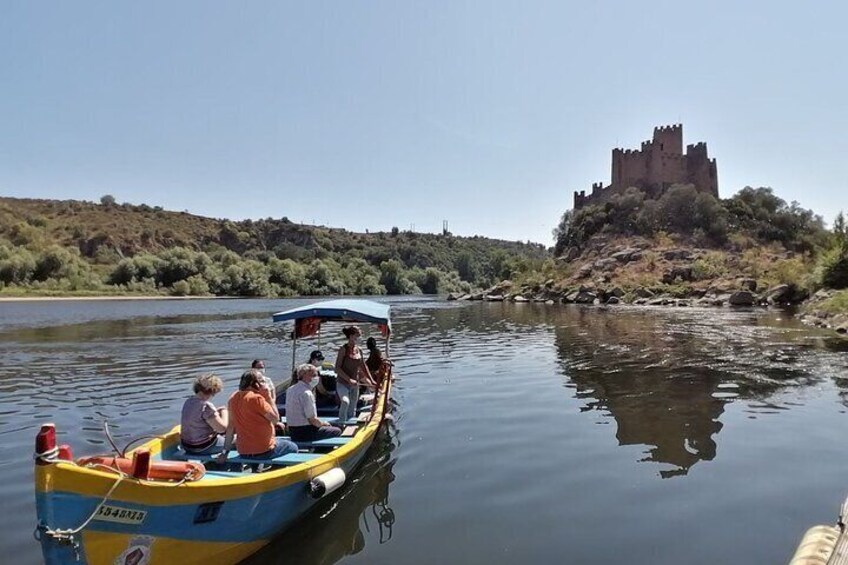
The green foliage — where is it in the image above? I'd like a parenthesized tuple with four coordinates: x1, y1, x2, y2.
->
(691, 252, 727, 281)
(0, 196, 549, 296)
(0, 244, 36, 284)
(814, 212, 848, 290)
(554, 185, 825, 257)
(379, 259, 419, 295)
(724, 187, 826, 252)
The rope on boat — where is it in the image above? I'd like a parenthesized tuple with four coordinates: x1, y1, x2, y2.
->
(34, 458, 194, 559)
(34, 465, 126, 560)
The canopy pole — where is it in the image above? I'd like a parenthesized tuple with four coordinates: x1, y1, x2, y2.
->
(291, 332, 298, 375)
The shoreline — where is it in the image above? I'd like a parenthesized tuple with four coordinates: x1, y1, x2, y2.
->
(0, 295, 225, 302)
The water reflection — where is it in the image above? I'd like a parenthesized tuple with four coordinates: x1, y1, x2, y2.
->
(243, 425, 398, 565)
(549, 305, 843, 478)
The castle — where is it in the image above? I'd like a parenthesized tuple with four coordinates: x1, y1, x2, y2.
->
(573, 124, 718, 209)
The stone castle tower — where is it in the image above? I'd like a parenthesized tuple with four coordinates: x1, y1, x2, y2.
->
(573, 124, 718, 209)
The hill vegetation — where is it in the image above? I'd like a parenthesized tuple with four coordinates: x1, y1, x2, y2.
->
(476, 185, 846, 332)
(0, 197, 547, 297)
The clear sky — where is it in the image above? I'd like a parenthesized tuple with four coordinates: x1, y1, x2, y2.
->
(1, 1, 845, 244)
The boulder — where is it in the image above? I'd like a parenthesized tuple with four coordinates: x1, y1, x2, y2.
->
(563, 291, 579, 303)
(545, 299, 555, 305)
(663, 249, 693, 261)
(728, 291, 755, 306)
(634, 287, 655, 298)
(662, 265, 695, 284)
(484, 294, 505, 302)
(513, 295, 529, 303)
(577, 265, 593, 278)
(738, 278, 757, 292)
(574, 291, 597, 304)
(648, 297, 669, 306)
(606, 296, 621, 305)
(468, 292, 484, 301)
(561, 247, 580, 262)
(633, 298, 649, 305)
(609, 286, 625, 298)
(611, 248, 641, 263)
(593, 258, 619, 271)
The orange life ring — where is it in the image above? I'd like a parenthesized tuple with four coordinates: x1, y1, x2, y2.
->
(78, 455, 206, 482)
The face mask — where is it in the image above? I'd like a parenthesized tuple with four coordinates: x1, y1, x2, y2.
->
(310, 377, 320, 388)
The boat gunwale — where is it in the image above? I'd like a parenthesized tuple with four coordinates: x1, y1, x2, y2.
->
(36, 376, 392, 505)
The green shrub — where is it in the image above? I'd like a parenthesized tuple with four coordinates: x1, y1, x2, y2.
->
(817, 247, 848, 289)
(171, 280, 190, 296)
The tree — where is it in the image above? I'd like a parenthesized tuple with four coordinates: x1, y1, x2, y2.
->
(100, 194, 116, 206)
(379, 259, 418, 295)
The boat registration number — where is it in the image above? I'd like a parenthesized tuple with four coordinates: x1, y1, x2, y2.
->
(93, 504, 147, 525)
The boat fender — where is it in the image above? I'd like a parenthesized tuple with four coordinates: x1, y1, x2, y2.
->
(78, 455, 206, 482)
(309, 468, 345, 499)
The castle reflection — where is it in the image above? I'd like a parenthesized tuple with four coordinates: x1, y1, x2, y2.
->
(242, 425, 398, 565)
(543, 303, 831, 478)
(552, 309, 728, 477)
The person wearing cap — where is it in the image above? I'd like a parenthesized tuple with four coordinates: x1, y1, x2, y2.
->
(306, 350, 338, 407)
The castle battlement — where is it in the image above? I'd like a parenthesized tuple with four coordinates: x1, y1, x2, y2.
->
(654, 124, 682, 133)
(572, 124, 718, 210)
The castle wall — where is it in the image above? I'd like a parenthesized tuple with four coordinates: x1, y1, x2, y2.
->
(573, 124, 718, 210)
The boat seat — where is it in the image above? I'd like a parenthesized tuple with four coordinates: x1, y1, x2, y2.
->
(294, 437, 353, 449)
(279, 416, 359, 426)
(172, 447, 321, 467)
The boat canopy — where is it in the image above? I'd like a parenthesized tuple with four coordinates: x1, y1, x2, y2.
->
(272, 299, 391, 338)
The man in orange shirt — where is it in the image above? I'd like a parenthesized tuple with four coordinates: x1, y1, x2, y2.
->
(219, 369, 298, 461)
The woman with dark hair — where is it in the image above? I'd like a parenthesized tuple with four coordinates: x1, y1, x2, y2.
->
(251, 359, 275, 401)
(365, 336, 392, 388)
(180, 374, 228, 455)
(334, 326, 376, 422)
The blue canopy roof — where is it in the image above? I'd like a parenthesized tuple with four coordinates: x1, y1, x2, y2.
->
(271, 299, 391, 331)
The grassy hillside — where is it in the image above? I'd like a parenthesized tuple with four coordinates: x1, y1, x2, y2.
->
(0, 197, 548, 297)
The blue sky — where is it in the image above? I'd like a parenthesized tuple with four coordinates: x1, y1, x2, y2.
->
(1, 1, 845, 244)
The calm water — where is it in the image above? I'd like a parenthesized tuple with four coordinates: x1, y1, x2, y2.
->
(2, 297, 848, 564)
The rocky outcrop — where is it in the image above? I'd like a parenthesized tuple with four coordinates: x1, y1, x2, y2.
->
(728, 291, 755, 306)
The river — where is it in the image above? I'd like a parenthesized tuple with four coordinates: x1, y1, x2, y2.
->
(1, 297, 847, 564)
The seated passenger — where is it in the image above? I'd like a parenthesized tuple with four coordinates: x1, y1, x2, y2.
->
(286, 364, 342, 443)
(219, 369, 298, 462)
(307, 350, 338, 408)
(180, 374, 228, 455)
(251, 359, 275, 401)
(365, 337, 392, 387)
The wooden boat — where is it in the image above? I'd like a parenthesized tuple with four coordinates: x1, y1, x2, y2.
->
(33, 299, 394, 565)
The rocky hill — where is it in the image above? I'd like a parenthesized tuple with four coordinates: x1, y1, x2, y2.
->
(455, 185, 848, 335)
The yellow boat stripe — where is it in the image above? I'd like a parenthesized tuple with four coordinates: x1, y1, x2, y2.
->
(81, 530, 266, 565)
